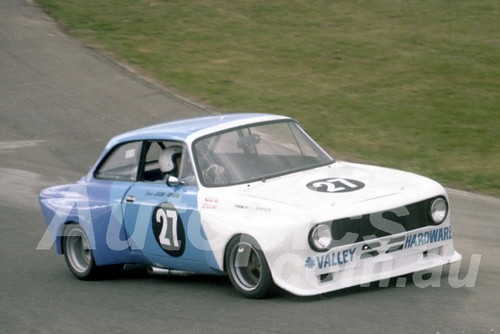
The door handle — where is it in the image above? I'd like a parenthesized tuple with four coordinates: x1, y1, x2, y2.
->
(126, 195, 136, 203)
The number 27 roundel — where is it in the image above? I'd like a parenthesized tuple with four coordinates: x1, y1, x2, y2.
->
(152, 202, 186, 257)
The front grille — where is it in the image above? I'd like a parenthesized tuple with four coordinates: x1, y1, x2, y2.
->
(328, 197, 437, 248)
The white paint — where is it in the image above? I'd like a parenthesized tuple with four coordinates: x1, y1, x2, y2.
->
(0, 167, 48, 207)
(0, 140, 46, 150)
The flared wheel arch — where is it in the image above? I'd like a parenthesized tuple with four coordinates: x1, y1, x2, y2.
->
(223, 234, 276, 298)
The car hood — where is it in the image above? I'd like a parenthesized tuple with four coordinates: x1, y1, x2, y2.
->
(232, 161, 444, 218)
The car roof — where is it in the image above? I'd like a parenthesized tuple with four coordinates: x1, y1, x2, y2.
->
(106, 113, 291, 147)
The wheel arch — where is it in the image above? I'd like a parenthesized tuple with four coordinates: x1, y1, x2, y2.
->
(59, 221, 79, 254)
(222, 233, 268, 272)
(223, 232, 276, 298)
(223, 233, 243, 272)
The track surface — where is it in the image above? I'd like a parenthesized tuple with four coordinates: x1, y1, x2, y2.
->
(1, 1, 499, 333)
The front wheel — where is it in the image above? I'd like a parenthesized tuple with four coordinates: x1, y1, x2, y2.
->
(63, 224, 121, 280)
(225, 235, 274, 299)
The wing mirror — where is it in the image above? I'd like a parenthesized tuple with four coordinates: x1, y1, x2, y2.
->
(166, 175, 180, 187)
(166, 176, 186, 187)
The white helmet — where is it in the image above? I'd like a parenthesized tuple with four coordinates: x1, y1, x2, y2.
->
(159, 145, 182, 173)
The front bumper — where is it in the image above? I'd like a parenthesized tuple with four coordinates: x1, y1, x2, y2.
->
(268, 225, 461, 296)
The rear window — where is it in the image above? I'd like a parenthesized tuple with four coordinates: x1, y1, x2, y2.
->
(95, 141, 141, 181)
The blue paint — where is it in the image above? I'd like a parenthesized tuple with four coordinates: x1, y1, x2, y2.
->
(403, 227, 453, 249)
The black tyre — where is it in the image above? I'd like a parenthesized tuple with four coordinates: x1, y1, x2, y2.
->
(225, 235, 274, 299)
(63, 224, 121, 280)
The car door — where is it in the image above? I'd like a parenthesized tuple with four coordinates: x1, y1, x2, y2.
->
(89, 140, 142, 263)
(122, 141, 220, 273)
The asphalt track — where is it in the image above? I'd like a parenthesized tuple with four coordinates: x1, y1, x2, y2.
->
(1, 1, 499, 333)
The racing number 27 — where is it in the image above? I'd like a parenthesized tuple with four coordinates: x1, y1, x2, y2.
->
(152, 203, 186, 256)
(155, 207, 180, 249)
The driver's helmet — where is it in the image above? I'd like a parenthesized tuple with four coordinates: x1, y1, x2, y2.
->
(159, 145, 182, 173)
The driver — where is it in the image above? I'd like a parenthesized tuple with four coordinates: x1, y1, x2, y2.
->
(159, 145, 182, 178)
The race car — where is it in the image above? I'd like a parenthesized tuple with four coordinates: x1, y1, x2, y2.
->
(39, 113, 461, 298)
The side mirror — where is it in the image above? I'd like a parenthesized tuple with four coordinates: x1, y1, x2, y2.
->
(166, 175, 180, 187)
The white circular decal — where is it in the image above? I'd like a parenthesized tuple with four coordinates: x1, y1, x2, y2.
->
(306, 178, 365, 193)
(152, 202, 186, 257)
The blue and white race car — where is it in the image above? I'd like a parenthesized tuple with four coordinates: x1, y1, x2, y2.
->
(39, 113, 461, 298)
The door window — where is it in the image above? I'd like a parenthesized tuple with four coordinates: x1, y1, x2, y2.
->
(141, 141, 197, 186)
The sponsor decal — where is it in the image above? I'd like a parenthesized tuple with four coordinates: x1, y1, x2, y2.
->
(403, 226, 453, 249)
(254, 206, 271, 213)
(145, 191, 167, 197)
(306, 178, 365, 193)
(152, 202, 186, 257)
(305, 248, 356, 270)
(125, 149, 136, 159)
(234, 203, 272, 213)
(202, 196, 219, 209)
(305, 226, 453, 269)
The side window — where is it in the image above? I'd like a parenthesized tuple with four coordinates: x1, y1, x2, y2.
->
(142, 141, 164, 181)
(142, 141, 177, 182)
(95, 142, 141, 181)
(140, 141, 197, 186)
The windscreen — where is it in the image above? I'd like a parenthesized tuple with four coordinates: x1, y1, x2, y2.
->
(193, 120, 333, 187)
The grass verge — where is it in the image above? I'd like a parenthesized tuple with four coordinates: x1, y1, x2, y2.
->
(37, 0, 499, 196)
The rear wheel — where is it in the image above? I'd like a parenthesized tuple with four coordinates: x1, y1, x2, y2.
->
(63, 224, 121, 280)
(225, 235, 274, 299)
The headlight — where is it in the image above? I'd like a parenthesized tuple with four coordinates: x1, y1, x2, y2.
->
(309, 224, 333, 252)
(430, 197, 448, 224)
